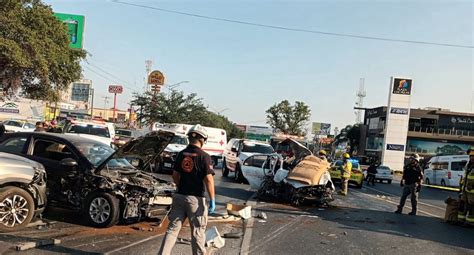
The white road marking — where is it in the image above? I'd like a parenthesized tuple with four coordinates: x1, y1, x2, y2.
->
(352, 190, 442, 218)
(240, 194, 257, 255)
(103, 234, 163, 254)
(363, 186, 446, 211)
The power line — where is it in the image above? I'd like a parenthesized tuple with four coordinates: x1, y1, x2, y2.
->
(87, 62, 134, 88)
(83, 65, 137, 92)
(112, 0, 473, 49)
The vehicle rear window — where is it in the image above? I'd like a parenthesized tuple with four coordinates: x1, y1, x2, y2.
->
(67, 124, 110, 138)
(451, 161, 467, 171)
(115, 130, 132, 137)
(5, 121, 23, 127)
(242, 143, 274, 154)
(170, 136, 189, 145)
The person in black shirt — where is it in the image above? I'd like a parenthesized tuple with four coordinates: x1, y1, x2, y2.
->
(366, 161, 378, 186)
(159, 124, 215, 255)
(395, 154, 424, 215)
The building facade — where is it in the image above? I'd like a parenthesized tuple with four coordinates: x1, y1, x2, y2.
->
(361, 107, 474, 169)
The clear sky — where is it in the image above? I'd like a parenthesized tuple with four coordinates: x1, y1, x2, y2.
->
(45, 0, 473, 132)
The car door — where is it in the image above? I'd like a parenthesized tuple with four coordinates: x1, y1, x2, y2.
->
(0, 135, 31, 155)
(242, 154, 272, 189)
(435, 161, 449, 186)
(226, 140, 241, 171)
(27, 137, 84, 206)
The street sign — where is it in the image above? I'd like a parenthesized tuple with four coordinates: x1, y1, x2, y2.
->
(108, 85, 123, 94)
(148, 70, 165, 85)
(53, 13, 85, 49)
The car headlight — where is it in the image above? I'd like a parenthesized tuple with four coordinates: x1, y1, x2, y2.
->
(32, 167, 46, 185)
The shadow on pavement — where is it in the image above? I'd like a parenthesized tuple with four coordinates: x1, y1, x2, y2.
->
(315, 206, 474, 251)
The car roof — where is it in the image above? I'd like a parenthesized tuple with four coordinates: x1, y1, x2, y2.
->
(3, 132, 104, 144)
(429, 155, 469, 161)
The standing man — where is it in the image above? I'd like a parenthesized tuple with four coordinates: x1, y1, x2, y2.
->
(366, 161, 378, 186)
(159, 124, 216, 255)
(338, 153, 352, 196)
(458, 149, 474, 224)
(395, 154, 423, 215)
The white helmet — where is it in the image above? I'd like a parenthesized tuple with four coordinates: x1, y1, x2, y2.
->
(187, 124, 208, 140)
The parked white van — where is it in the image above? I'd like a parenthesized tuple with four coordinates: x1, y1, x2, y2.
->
(423, 155, 468, 188)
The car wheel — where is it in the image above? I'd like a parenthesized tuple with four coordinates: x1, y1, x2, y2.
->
(222, 159, 229, 177)
(387, 180, 392, 184)
(356, 181, 363, 189)
(441, 180, 446, 187)
(86, 193, 120, 228)
(235, 164, 245, 183)
(425, 178, 430, 185)
(0, 187, 35, 232)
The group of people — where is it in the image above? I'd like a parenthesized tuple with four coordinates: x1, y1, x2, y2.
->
(34, 120, 62, 133)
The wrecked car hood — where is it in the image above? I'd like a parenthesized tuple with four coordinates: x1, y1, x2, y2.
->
(279, 138, 312, 162)
(96, 130, 175, 174)
(99, 168, 175, 195)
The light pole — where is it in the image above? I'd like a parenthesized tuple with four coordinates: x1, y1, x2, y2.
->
(166, 81, 190, 91)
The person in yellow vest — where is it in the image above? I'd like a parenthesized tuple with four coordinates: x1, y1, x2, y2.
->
(458, 149, 474, 225)
(338, 153, 352, 196)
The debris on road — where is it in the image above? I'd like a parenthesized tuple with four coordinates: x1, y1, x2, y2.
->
(177, 238, 191, 245)
(16, 239, 61, 251)
(205, 226, 226, 249)
(223, 232, 243, 239)
(208, 215, 240, 222)
(258, 220, 267, 223)
(256, 212, 268, 220)
(226, 203, 252, 220)
(343, 231, 348, 236)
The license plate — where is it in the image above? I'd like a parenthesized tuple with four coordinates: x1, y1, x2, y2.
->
(164, 163, 173, 168)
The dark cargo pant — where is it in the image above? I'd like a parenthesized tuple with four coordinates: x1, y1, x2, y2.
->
(397, 184, 418, 213)
(159, 194, 208, 255)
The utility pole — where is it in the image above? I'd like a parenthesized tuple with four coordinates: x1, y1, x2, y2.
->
(145, 60, 153, 92)
(355, 78, 366, 124)
(102, 96, 110, 120)
(89, 88, 95, 118)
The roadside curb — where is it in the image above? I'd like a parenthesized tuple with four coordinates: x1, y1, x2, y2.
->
(240, 192, 258, 255)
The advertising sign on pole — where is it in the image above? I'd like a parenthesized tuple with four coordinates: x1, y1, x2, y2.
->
(53, 13, 85, 49)
(108, 85, 123, 122)
(71, 82, 90, 102)
(312, 122, 331, 135)
(148, 70, 165, 85)
(381, 77, 413, 171)
(108, 85, 123, 94)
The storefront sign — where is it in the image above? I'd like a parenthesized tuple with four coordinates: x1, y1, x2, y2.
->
(392, 78, 412, 95)
(390, 107, 409, 115)
(386, 144, 405, 151)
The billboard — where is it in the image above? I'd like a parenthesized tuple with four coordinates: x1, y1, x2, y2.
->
(381, 77, 413, 171)
(312, 122, 331, 135)
(54, 13, 85, 49)
(71, 82, 90, 102)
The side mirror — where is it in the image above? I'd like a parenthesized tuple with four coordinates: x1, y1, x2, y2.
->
(231, 147, 238, 153)
(61, 158, 78, 167)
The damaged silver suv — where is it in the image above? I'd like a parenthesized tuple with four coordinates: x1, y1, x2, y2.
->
(0, 152, 47, 231)
(0, 131, 176, 228)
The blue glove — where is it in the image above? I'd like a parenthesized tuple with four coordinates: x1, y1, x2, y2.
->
(208, 199, 216, 214)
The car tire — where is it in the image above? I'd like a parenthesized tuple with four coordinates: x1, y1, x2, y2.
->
(425, 178, 430, 185)
(441, 180, 446, 187)
(85, 193, 120, 228)
(235, 164, 245, 183)
(387, 180, 392, 184)
(0, 187, 35, 232)
(356, 181, 363, 189)
(222, 159, 229, 177)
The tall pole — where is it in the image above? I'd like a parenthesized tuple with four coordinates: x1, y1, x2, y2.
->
(90, 88, 94, 118)
(113, 93, 117, 123)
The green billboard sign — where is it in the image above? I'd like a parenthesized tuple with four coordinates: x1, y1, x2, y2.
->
(53, 12, 85, 49)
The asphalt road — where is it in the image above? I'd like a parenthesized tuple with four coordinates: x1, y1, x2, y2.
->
(1, 168, 471, 255)
(0, 167, 252, 255)
(245, 177, 473, 255)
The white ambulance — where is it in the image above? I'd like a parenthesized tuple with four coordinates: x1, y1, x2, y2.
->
(154, 123, 227, 165)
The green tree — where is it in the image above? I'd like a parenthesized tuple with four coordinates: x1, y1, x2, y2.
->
(0, 0, 86, 99)
(132, 89, 245, 140)
(265, 100, 311, 136)
(334, 124, 361, 155)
